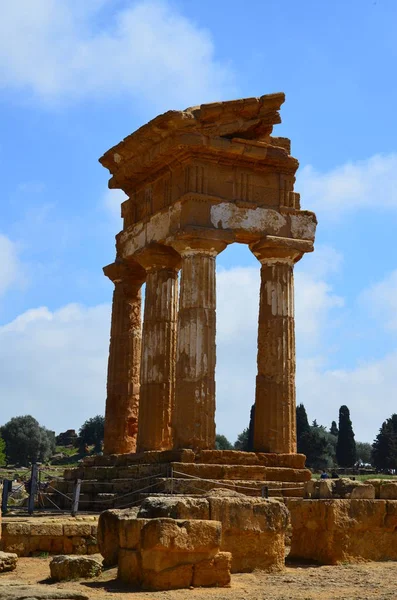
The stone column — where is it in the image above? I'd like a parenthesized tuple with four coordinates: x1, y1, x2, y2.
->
(135, 245, 181, 452)
(250, 241, 302, 454)
(170, 238, 227, 450)
(103, 261, 146, 455)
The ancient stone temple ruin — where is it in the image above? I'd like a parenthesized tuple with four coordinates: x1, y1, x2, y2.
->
(54, 94, 317, 510)
(100, 93, 317, 457)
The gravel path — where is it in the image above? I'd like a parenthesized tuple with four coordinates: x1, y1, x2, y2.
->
(1, 557, 397, 599)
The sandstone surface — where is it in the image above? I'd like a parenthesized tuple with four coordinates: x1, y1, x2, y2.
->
(50, 555, 102, 581)
(137, 493, 289, 573)
(0, 552, 18, 573)
(288, 498, 397, 564)
(100, 94, 316, 456)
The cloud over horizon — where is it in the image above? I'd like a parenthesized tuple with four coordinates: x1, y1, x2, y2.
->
(0, 0, 235, 109)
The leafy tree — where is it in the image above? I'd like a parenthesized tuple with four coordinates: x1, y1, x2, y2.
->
(296, 404, 310, 453)
(234, 428, 249, 451)
(1, 416, 56, 466)
(215, 434, 233, 450)
(330, 421, 339, 437)
(356, 441, 373, 465)
(0, 434, 6, 466)
(78, 415, 105, 453)
(299, 427, 336, 470)
(336, 405, 357, 467)
(372, 414, 397, 470)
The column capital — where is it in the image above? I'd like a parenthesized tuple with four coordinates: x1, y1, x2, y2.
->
(168, 236, 227, 258)
(134, 243, 181, 272)
(250, 236, 313, 265)
(103, 259, 146, 285)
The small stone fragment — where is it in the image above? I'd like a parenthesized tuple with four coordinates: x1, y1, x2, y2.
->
(0, 551, 18, 573)
(50, 555, 102, 581)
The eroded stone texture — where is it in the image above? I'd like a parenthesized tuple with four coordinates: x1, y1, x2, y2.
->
(50, 555, 102, 581)
(100, 94, 317, 458)
(171, 238, 226, 450)
(0, 551, 17, 573)
(250, 239, 309, 454)
(103, 261, 145, 455)
(135, 244, 181, 452)
(288, 498, 397, 564)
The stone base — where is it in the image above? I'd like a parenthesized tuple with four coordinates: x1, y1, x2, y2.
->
(115, 517, 231, 590)
(51, 450, 309, 511)
(287, 498, 397, 564)
(1, 517, 99, 557)
(99, 491, 289, 574)
(80, 449, 306, 469)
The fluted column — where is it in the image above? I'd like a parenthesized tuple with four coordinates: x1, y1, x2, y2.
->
(103, 261, 146, 455)
(251, 240, 302, 454)
(135, 245, 181, 452)
(170, 238, 227, 450)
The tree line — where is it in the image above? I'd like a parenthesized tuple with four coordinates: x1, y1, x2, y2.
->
(0, 408, 397, 470)
(217, 404, 397, 471)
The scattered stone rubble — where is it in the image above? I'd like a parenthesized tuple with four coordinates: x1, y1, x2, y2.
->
(0, 551, 17, 573)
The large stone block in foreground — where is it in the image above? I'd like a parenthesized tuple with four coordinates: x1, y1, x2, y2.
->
(138, 491, 289, 573)
(288, 498, 397, 564)
(117, 517, 231, 590)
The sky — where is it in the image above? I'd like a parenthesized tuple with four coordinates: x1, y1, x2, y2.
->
(1, 0, 397, 444)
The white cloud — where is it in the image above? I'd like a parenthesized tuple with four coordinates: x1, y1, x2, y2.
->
(215, 250, 344, 441)
(297, 351, 397, 443)
(0, 234, 24, 298)
(1, 248, 393, 445)
(0, 0, 234, 108)
(360, 269, 397, 331)
(0, 303, 110, 432)
(298, 153, 397, 217)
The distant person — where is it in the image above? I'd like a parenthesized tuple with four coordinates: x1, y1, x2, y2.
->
(331, 470, 339, 479)
(320, 470, 329, 479)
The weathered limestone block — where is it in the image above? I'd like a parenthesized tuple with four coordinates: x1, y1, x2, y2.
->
(195, 450, 306, 468)
(192, 551, 231, 587)
(116, 517, 230, 590)
(379, 482, 397, 499)
(97, 508, 138, 566)
(304, 479, 375, 500)
(288, 498, 397, 564)
(138, 496, 210, 520)
(170, 462, 311, 482)
(208, 494, 289, 572)
(140, 519, 221, 571)
(138, 493, 288, 573)
(0, 551, 18, 573)
(50, 555, 102, 581)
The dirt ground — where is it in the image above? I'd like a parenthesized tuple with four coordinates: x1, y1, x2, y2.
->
(1, 556, 397, 600)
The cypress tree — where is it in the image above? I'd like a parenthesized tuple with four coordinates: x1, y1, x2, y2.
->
(247, 404, 255, 451)
(336, 405, 357, 467)
(372, 414, 397, 470)
(296, 404, 310, 453)
(330, 421, 338, 437)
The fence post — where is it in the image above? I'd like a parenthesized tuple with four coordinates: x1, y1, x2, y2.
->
(170, 467, 174, 496)
(1, 479, 12, 515)
(28, 463, 39, 515)
(71, 479, 82, 517)
(261, 485, 269, 499)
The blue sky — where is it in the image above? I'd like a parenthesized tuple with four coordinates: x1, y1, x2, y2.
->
(1, 0, 397, 443)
